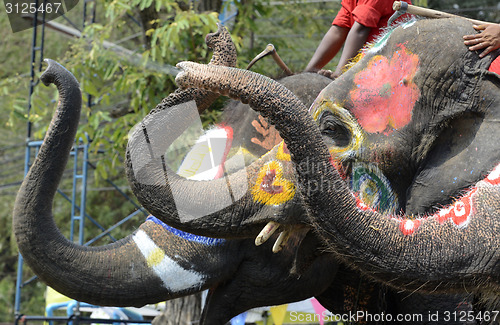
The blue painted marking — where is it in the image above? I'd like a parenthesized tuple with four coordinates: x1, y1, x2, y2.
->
(146, 216, 225, 245)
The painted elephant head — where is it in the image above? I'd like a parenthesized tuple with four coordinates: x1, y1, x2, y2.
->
(126, 17, 500, 309)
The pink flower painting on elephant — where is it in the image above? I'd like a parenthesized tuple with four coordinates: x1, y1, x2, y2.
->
(350, 44, 420, 135)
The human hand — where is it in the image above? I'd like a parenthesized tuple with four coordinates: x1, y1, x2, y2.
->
(317, 69, 338, 79)
(463, 24, 500, 58)
(251, 115, 282, 150)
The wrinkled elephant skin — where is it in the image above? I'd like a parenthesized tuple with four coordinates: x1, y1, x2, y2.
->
(134, 216, 337, 324)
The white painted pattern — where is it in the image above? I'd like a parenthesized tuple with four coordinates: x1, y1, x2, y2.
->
(487, 163, 500, 182)
(367, 19, 416, 55)
(133, 230, 205, 292)
(177, 126, 232, 180)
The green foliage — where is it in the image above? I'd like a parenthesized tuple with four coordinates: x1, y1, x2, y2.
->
(229, 0, 341, 76)
(3, 0, 341, 183)
(413, 0, 428, 7)
(55, 0, 224, 181)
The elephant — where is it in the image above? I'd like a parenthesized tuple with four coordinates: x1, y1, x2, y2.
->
(124, 16, 500, 315)
(13, 18, 499, 325)
(12, 60, 348, 325)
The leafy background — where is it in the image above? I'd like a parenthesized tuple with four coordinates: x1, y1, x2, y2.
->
(0, 0, 499, 321)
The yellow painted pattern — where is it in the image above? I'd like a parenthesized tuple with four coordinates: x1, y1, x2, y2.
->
(146, 247, 165, 268)
(133, 230, 205, 292)
(276, 141, 291, 161)
(251, 160, 295, 205)
(343, 50, 366, 72)
(270, 304, 288, 325)
(312, 100, 365, 161)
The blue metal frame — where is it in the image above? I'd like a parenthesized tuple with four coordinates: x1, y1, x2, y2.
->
(14, 0, 150, 319)
(46, 301, 144, 325)
(69, 140, 89, 244)
(15, 138, 149, 319)
(219, 0, 239, 25)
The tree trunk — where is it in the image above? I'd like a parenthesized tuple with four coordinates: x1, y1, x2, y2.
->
(197, 0, 223, 13)
(138, 5, 159, 50)
(152, 293, 202, 325)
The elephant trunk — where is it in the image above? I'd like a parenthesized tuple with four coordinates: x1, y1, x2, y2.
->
(125, 62, 312, 238)
(174, 63, 500, 303)
(174, 62, 336, 215)
(12, 60, 228, 307)
(124, 23, 285, 238)
(174, 63, 330, 165)
(159, 23, 236, 113)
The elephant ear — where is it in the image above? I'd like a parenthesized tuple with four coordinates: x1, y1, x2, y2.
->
(406, 75, 500, 214)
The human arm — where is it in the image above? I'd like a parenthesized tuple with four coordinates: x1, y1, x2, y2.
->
(305, 25, 349, 76)
(463, 24, 500, 58)
(333, 21, 371, 77)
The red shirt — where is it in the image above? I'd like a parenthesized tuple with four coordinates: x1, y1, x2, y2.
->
(333, 0, 412, 42)
(489, 57, 500, 74)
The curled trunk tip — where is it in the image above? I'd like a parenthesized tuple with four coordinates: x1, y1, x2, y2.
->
(40, 59, 80, 89)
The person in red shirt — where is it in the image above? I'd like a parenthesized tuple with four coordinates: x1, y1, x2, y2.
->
(305, 0, 412, 79)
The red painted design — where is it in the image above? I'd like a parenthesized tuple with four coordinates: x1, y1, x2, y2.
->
(354, 161, 500, 235)
(261, 169, 283, 194)
(399, 219, 421, 236)
(392, 185, 479, 235)
(354, 193, 376, 212)
(350, 44, 420, 134)
(330, 157, 348, 180)
(484, 163, 500, 186)
(435, 188, 477, 228)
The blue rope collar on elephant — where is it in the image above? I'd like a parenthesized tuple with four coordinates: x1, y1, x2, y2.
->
(146, 215, 225, 245)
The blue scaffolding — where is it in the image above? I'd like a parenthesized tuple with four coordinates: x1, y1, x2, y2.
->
(14, 0, 149, 323)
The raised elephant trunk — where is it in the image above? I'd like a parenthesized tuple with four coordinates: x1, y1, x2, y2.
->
(174, 62, 500, 307)
(11, 61, 161, 305)
(13, 26, 245, 307)
(124, 40, 308, 237)
(13, 62, 241, 308)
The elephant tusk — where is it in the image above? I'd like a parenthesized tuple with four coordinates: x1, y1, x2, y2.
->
(255, 221, 280, 246)
(272, 231, 291, 253)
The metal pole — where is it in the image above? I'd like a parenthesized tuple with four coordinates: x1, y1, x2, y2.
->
(79, 142, 89, 245)
(15, 0, 41, 314)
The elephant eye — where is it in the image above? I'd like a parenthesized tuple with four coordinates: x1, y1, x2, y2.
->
(319, 112, 351, 147)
